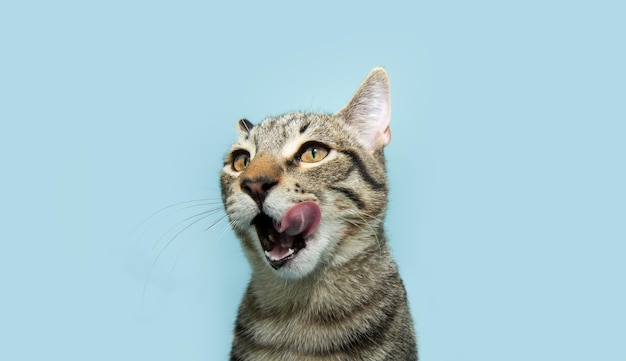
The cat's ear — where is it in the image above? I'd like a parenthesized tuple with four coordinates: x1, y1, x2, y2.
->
(237, 118, 254, 136)
(336, 67, 391, 152)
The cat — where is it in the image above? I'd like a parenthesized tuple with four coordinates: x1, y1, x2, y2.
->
(221, 67, 417, 360)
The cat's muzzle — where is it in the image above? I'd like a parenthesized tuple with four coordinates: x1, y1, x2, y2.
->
(251, 201, 321, 269)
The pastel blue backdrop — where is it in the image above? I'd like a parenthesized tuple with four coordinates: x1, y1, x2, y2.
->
(1, 1, 624, 360)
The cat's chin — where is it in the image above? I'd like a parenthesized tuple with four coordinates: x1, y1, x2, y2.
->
(252, 201, 321, 272)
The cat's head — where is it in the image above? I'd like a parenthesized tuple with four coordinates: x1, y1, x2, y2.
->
(221, 67, 392, 279)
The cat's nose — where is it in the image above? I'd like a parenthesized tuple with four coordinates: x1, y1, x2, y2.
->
(241, 176, 278, 208)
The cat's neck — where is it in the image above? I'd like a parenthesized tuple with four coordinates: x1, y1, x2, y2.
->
(248, 240, 396, 313)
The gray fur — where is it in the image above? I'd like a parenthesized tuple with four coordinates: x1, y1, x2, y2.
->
(221, 68, 417, 360)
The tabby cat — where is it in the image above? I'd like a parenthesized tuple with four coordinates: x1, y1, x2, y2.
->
(221, 67, 417, 360)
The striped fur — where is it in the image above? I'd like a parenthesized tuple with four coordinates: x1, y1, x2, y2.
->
(221, 68, 417, 360)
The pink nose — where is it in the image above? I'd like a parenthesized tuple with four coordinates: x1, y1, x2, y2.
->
(240, 176, 277, 208)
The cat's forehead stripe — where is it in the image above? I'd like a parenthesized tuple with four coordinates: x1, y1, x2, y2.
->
(250, 113, 308, 153)
(299, 123, 310, 134)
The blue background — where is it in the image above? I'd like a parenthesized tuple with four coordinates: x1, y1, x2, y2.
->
(1, 1, 624, 360)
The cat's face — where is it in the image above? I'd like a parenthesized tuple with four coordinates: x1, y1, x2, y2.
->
(220, 68, 392, 279)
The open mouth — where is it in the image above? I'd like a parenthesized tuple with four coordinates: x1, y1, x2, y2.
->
(251, 201, 321, 269)
(252, 213, 305, 269)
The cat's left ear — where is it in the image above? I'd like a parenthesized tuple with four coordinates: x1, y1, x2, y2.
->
(237, 118, 254, 136)
(335, 67, 391, 152)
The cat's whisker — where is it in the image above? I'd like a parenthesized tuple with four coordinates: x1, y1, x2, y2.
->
(213, 218, 237, 242)
(154, 210, 222, 254)
(347, 209, 384, 224)
(130, 198, 220, 244)
(163, 214, 230, 294)
(203, 213, 230, 233)
(339, 213, 383, 256)
(138, 203, 217, 245)
(138, 200, 223, 309)
(142, 210, 221, 310)
(132, 198, 218, 230)
(151, 207, 223, 251)
(196, 218, 240, 267)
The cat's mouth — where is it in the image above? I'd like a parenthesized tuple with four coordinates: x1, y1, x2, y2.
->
(251, 201, 321, 269)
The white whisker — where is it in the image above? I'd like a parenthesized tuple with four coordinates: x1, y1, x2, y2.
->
(151, 207, 222, 251)
(130, 198, 221, 245)
(163, 214, 230, 294)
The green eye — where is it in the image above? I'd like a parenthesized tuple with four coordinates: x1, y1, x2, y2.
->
(232, 152, 250, 171)
(299, 145, 329, 163)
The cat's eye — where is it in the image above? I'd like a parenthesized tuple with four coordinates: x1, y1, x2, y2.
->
(298, 144, 329, 163)
(232, 152, 250, 172)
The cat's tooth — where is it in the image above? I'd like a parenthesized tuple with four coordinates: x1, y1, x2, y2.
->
(264, 250, 271, 258)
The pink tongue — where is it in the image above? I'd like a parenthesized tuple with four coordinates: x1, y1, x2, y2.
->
(277, 201, 321, 238)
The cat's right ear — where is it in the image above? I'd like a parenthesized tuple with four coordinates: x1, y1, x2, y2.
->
(336, 67, 391, 153)
(237, 118, 254, 136)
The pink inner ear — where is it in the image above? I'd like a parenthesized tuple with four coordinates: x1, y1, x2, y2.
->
(366, 102, 391, 150)
(357, 114, 391, 152)
(337, 67, 392, 152)
(382, 125, 391, 146)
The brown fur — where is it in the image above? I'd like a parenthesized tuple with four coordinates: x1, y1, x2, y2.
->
(221, 68, 417, 360)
